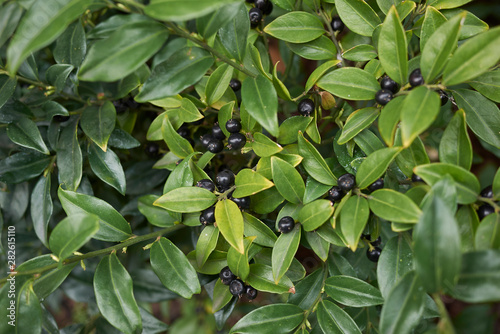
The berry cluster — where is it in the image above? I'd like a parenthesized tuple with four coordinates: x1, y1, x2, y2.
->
(375, 76, 398, 106)
(478, 185, 496, 220)
(220, 266, 258, 299)
(327, 173, 357, 203)
(200, 118, 246, 154)
(247, 0, 273, 28)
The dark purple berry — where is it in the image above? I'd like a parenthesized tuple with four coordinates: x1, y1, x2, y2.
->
(145, 143, 160, 158)
(328, 186, 344, 202)
(177, 125, 190, 138)
(480, 185, 493, 199)
(200, 206, 216, 225)
(201, 134, 214, 148)
(298, 98, 315, 117)
(216, 170, 235, 190)
(226, 119, 242, 133)
(113, 100, 128, 114)
(249, 8, 262, 28)
(207, 139, 224, 153)
(255, 0, 272, 15)
(278, 216, 295, 233)
(229, 279, 246, 296)
(411, 173, 424, 183)
(196, 179, 216, 192)
(246, 286, 258, 300)
(229, 79, 242, 91)
(375, 89, 393, 106)
(368, 178, 384, 192)
(338, 173, 356, 192)
(477, 204, 495, 220)
(227, 133, 246, 150)
(331, 16, 344, 32)
(438, 90, 449, 106)
(409, 68, 424, 87)
(380, 76, 399, 94)
(212, 123, 226, 140)
(231, 196, 251, 210)
(367, 247, 382, 262)
(220, 266, 235, 285)
(371, 236, 382, 247)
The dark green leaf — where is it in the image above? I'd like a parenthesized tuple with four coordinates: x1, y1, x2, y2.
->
(246, 264, 295, 294)
(278, 117, 311, 145)
(212, 279, 233, 313)
(46, 64, 73, 92)
(7, 117, 50, 154)
(243, 212, 277, 247)
(428, 0, 473, 9)
(271, 156, 305, 204)
(250, 186, 285, 214)
(369, 189, 422, 223)
(56, 119, 82, 191)
(439, 109, 472, 170)
(218, 4, 249, 62)
(138, 195, 178, 227)
(196, 2, 241, 38)
(80, 101, 116, 151)
(161, 116, 194, 158)
(305, 60, 341, 93)
(317, 68, 379, 100)
(299, 199, 334, 231)
(0, 2, 23, 49)
(475, 213, 500, 250)
(338, 108, 379, 145)
(0, 152, 50, 184)
(298, 131, 336, 185)
(325, 275, 384, 307)
(272, 223, 301, 283)
(145, 0, 239, 21)
(155, 186, 216, 213)
(356, 147, 402, 189)
(263, 12, 325, 43)
(340, 196, 370, 251)
(288, 266, 327, 310)
(420, 6, 448, 51)
(215, 199, 245, 254)
(378, 96, 405, 146)
(230, 304, 303, 334)
(335, 0, 381, 37)
(379, 6, 407, 84)
(54, 21, 86, 67)
(317, 300, 362, 334)
(31, 175, 52, 247)
(228, 237, 254, 280)
(377, 0, 404, 14)
(288, 36, 337, 60)
(394, 129, 430, 177)
(303, 177, 331, 204)
(467, 69, 500, 103)
(0, 74, 17, 109)
(88, 143, 126, 195)
(377, 235, 413, 298)
(455, 205, 479, 252)
(0, 279, 42, 333)
(206, 64, 234, 106)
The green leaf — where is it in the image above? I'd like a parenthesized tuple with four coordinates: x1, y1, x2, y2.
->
(335, 0, 381, 37)
(288, 266, 327, 310)
(246, 264, 295, 294)
(94, 254, 142, 334)
(150, 237, 201, 299)
(414, 196, 461, 293)
(288, 36, 337, 61)
(0, 280, 42, 334)
(305, 60, 341, 93)
(325, 275, 384, 307)
(6, 0, 91, 74)
(218, 3, 249, 62)
(188, 250, 227, 275)
(378, 6, 408, 85)
(421, 13, 465, 83)
(0, 152, 51, 184)
(58, 187, 132, 241)
(317, 300, 362, 334)
(88, 143, 126, 195)
(7, 117, 50, 155)
(54, 21, 86, 67)
(136, 47, 214, 102)
(155, 187, 216, 213)
(475, 213, 500, 250)
(272, 62, 292, 101)
(377, 235, 413, 298)
(356, 147, 402, 189)
(263, 11, 325, 43)
(354, 129, 385, 155)
(420, 6, 448, 51)
(228, 237, 254, 281)
(81, 101, 116, 151)
(0, 2, 23, 49)
(252, 133, 283, 157)
(442, 26, 500, 86)
(394, 129, 430, 177)
(303, 177, 331, 204)
(56, 119, 82, 191)
(196, 2, 241, 38)
(439, 109, 472, 170)
(427, 0, 473, 9)
(452, 250, 500, 303)
(212, 279, 234, 313)
(138, 195, 178, 227)
(298, 132, 336, 186)
(455, 205, 479, 252)
(272, 224, 301, 283)
(230, 304, 304, 334)
(340, 196, 370, 251)
(0, 74, 17, 109)
(378, 95, 405, 146)
(453, 89, 500, 149)
(369, 189, 422, 224)
(242, 75, 279, 137)
(215, 199, 245, 254)
(468, 69, 500, 103)
(338, 108, 379, 145)
(234, 169, 274, 197)
(299, 199, 334, 231)
(45, 64, 73, 92)
(145, 0, 239, 21)
(163, 153, 195, 193)
(342, 44, 377, 62)
(205, 64, 234, 106)
(400, 86, 441, 147)
(49, 213, 99, 261)
(243, 212, 277, 247)
(278, 117, 311, 145)
(317, 68, 379, 100)
(31, 175, 52, 247)
(379, 271, 425, 334)
(271, 156, 305, 204)
(249, 43, 271, 80)
(377, 0, 404, 14)
(161, 116, 194, 158)
(250, 186, 285, 214)
(414, 163, 480, 204)
(271, 0, 294, 10)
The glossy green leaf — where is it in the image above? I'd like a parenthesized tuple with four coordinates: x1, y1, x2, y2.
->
(340, 196, 370, 251)
(377, 235, 413, 298)
(229, 304, 304, 334)
(317, 300, 362, 334)
(299, 199, 334, 231)
(163, 153, 195, 193)
(298, 132, 336, 186)
(58, 187, 132, 242)
(215, 199, 245, 254)
(336, 0, 381, 37)
(218, 4, 249, 62)
(288, 266, 327, 310)
(252, 133, 283, 157)
(475, 213, 500, 250)
(414, 196, 461, 293)
(88, 143, 126, 195)
(263, 12, 325, 43)
(150, 237, 201, 299)
(242, 75, 279, 137)
(453, 89, 500, 149)
(138, 195, 178, 227)
(30, 175, 52, 247)
(325, 275, 384, 307)
(304, 60, 341, 93)
(303, 177, 331, 204)
(6, 0, 90, 74)
(288, 36, 337, 60)
(249, 43, 271, 80)
(278, 117, 311, 145)
(0, 2, 23, 49)
(7, 117, 49, 155)
(246, 264, 295, 294)
(206, 64, 234, 106)
(188, 250, 227, 275)
(439, 109, 472, 170)
(356, 147, 402, 189)
(49, 213, 99, 261)
(342, 44, 377, 62)
(338, 108, 379, 145)
(379, 95, 405, 146)
(94, 254, 142, 334)
(443, 9, 488, 40)
(56, 119, 82, 191)
(455, 205, 479, 252)
(0, 152, 51, 184)
(0, 75, 17, 109)
(442, 26, 500, 86)
(467, 70, 500, 103)
(394, 129, 430, 177)
(145, 0, 239, 21)
(250, 186, 285, 214)
(155, 186, 216, 213)
(379, 6, 408, 85)
(212, 279, 234, 313)
(45, 64, 73, 92)
(228, 237, 254, 281)
(420, 6, 448, 51)
(272, 223, 301, 283)
(428, 0, 473, 9)
(317, 68, 379, 100)
(136, 47, 214, 102)
(271, 156, 305, 204)
(234, 169, 274, 197)
(54, 21, 86, 67)
(196, 2, 241, 38)
(369, 189, 422, 224)
(272, 62, 292, 101)
(161, 116, 194, 158)
(400, 86, 441, 147)
(243, 212, 277, 247)
(81, 101, 116, 152)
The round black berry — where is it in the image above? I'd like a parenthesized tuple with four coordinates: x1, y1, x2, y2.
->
(249, 8, 262, 28)
(477, 204, 495, 220)
(126, 98, 140, 109)
(229, 78, 242, 92)
(409, 68, 424, 87)
(367, 247, 382, 262)
(145, 143, 160, 158)
(331, 16, 344, 32)
(177, 125, 190, 139)
(220, 266, 236, 285)
(216, 170, 235, 190)
(226, 119, 242, 133)
(245, 0, 254, 3)
(328, 186, 344, 202)
(480, 185, 493, 199)
(113, 100, 128, 114)
(207, 139, 224, 153)
(201, 134, 214, 148)
(246, 286, 258, 300)
(229, 279, 246, 297)
(278, 216, 295, 233)
(375, 89, 393, 106)
(298, 98, 315, 117)
(212, 123, 226, 140)
(200, 206, 216, 225)
(255, 0, 273, 15)
(196, 179, 216, 192)
(371, 236, 382, 247)
(411, 173, 424, 183)
(227, 133, 246, 150)
(338, 173, 356, 192)
(232, 196, 251, 210)
(368, 178, 384, 192)
(438, 90, 449, 106)
(380, 76, 399, 94)
(53, 115, 70, 122)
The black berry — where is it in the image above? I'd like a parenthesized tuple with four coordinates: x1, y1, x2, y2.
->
(367, 247, 382, 262)
(145, 143, 160, 158)
(480, 185, 493, 199)
(229, 78, 242, 92)
(380, 76, 399, 94)
(126, 98, 140, 109)
(375, 89, 393, 106)
(249, 8, 262, 28)
(220, 266, 235, 285)
(298, 98, 315, 117)
(255, 0, 273, 15)
(229, 279, 245, 297)
(227, 133, 246, 150)
(409, 68, 424, 87)
(231, 195, 251, 210)
(246, 286, 258, 300)
(245, 0, 254, 3)
(207, 139, 224, 153)
(477, 204, 495, 220)
(331, 16, 344, 32)
(53, 115, 70, 122)
(328, 186, 344, 202)
(196, 179, 216, 192)
(371, 236, 382, 247)
(113, 100, 127, 114)
(177, 125, 190, 139)
(278, 216, 295, 233)
(411, 173, 424, 183)
(200, 206, 216, 225)
(438, 90, 448, 106)
(212, 123, 226, 140)
(226, 119, 242, 133)
(338, 173, 356, 192)
(216, 170, 235, 190)
(201, 134, 214, 148)
(368, 178, 384, 192)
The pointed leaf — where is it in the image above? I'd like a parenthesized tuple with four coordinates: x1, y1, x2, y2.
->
(7, 117, 50, 154)
(215, 199, 245, 254)
(56, 119, 82, 191)
(246, 264, 295, 294)
(335, 0, 381, 37)
(369, 189, 422, 224)
(340, 196, 370, 251)
(439, 109, 472, 170)
(252, 132, 283, 157)
(234, 169, 274, 197)
(317, 68, 379, 100)
(299, 199, 334, 231)
(206, 64, 234, 106)
(31, 175, 52, 247)
(377, 235, 413, 298)
(317, 300, 362, 334)
(81, 101, 116, 151)
(54, 21, 86, 67)
(356, 147, 402, 189)
(338, 107, 380, 145)
(161, 116, 194, 158)
(88, 143, 126, 195)
(379, 95, 405, 146)
(155, 187, 216, 213)
(228, 237, 254, 281)
(271, 156, 305, 204)
(379, 6, 408, 85)
(229, 304, 304, 334)
(325, 275, 384, 307)
(218, 4, 249, 62)
(272, 224, 301, 283)
(420, 6, 448, 51)
(298, 132, 336, 185)
(0, 152, 50, 184)
(242, 75, 279, 137)
(243, 212, 277, 247)
(263, 12, 325, 43)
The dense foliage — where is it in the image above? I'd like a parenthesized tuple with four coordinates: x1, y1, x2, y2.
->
(0, 0, 499, 333)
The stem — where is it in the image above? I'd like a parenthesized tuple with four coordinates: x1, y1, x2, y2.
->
(432, 293, 457, 334)
(116, 0, 145, 10)
(167, 23, 257, 78)
(0, 225, 184, 285)
(320, 12, 346, 67)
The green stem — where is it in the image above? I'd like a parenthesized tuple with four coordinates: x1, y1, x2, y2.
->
(167, 23, 257, 78)
(0, 225, 184, 286)
(432, 293, 457, 334)
(116, 0, 145, 10)
(320, 11, 346, 67)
